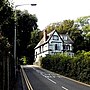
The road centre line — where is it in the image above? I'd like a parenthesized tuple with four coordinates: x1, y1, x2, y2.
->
(62, 86, 68, 90)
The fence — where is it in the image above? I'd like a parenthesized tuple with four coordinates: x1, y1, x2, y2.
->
(0, 50, 16, 90)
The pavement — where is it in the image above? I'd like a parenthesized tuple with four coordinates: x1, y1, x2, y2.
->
(13, 70, 23, 90)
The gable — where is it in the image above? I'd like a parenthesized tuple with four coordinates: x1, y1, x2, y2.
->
(60, 34, 73, 44)
(48, 31, 63, 43)
(35, 30, 56, 49)
(34, 30, 73, 49)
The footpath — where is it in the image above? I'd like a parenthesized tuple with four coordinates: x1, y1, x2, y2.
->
(13, 65, 32, 90)
(13, 70, 23, 90)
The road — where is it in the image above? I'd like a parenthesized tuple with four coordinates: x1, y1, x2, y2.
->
(23, 65, 90, 90)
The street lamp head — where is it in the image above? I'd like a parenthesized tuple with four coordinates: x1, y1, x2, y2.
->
(15, 4, 37, 8)
(31, 4, 37, 6)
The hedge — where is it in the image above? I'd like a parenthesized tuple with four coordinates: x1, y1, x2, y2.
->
(41, 51, 90, 84)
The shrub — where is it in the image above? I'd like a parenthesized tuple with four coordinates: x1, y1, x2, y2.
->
(41, 51, 90, 84)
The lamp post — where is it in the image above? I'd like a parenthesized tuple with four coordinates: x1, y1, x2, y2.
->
(14, 3, 37, 77)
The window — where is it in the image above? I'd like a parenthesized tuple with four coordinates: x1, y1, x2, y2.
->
(65, 45, 68, 50)
(55, 44, 60, 50)
(53, 35, 59, 40)
(39, 47, 41, 53)
(62, 36, 67, 40)
(42, 45, 44, 52)
(63, 45, 70, 50)
(36, 52, 37, 58)
(55, 44, 57, 50)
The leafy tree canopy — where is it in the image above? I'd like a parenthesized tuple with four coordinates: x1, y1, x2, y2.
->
(44, 16, 90, 53)
(16, 10, 38, 58)
(0, 0, 14, 45)
(45, 20, 74, 34)
(75, 16, 90, 34)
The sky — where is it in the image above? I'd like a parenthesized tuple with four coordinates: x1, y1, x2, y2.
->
(10, 0, 90, 30)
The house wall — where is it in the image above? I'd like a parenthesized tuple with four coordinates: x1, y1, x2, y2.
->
(70, 44, 73, 51)
(35, 43, 49, 62)
(34, 31, 74, 63)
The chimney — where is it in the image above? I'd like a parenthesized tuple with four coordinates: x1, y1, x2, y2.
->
(43, 29, 47, 42)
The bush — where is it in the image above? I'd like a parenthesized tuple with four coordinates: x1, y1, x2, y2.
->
(41, 51, 90, 84)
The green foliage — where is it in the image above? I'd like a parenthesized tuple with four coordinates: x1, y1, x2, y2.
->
(41, 51, 90, 84)
(0, 34, 10, 52)
(27, 29, 42, 64)
(45, 20, 74, 34)
(0, 0, 14, 62)
(74, 16, 90, 51)
(30, 30, 41, 47)
(19, 56, 27, 65)
(0, 1, 14, 89)
(23, 56, 27, 65)
(44, 16, 90, 52)
(16, 10, 38, 60)
(76, 16, 90, 27)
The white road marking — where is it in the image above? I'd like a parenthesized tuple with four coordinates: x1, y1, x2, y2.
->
(41, 73, 56, 84)
(47, 77, 56, 84)
(62, 86, 68, 90)
(32, 68, 57, 84)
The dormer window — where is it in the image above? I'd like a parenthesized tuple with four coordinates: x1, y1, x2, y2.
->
(62, 36, 67, 40)
(53, 35, 59, 40)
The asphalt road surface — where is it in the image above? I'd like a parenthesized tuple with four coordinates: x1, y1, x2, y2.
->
(23, 65, 90, 90)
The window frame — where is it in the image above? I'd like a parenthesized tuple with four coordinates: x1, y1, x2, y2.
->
(55, 44, 57, 50)
(53, 35, 59, 40)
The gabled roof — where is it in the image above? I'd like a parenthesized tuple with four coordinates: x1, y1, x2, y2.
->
(34, 30, 73, 49)
(34, 37, 45, 49)
(34, 30, 56, 49)
(60, 34, 74, 44)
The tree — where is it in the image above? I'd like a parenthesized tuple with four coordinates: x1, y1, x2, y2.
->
(26, 29, 42, 64)
(75, 16, 90, 51)
(16, 10, 38, 61)
(0, 0, 15, 90)
(0, 0, 14, 45)
(45, 20, 74, 34)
